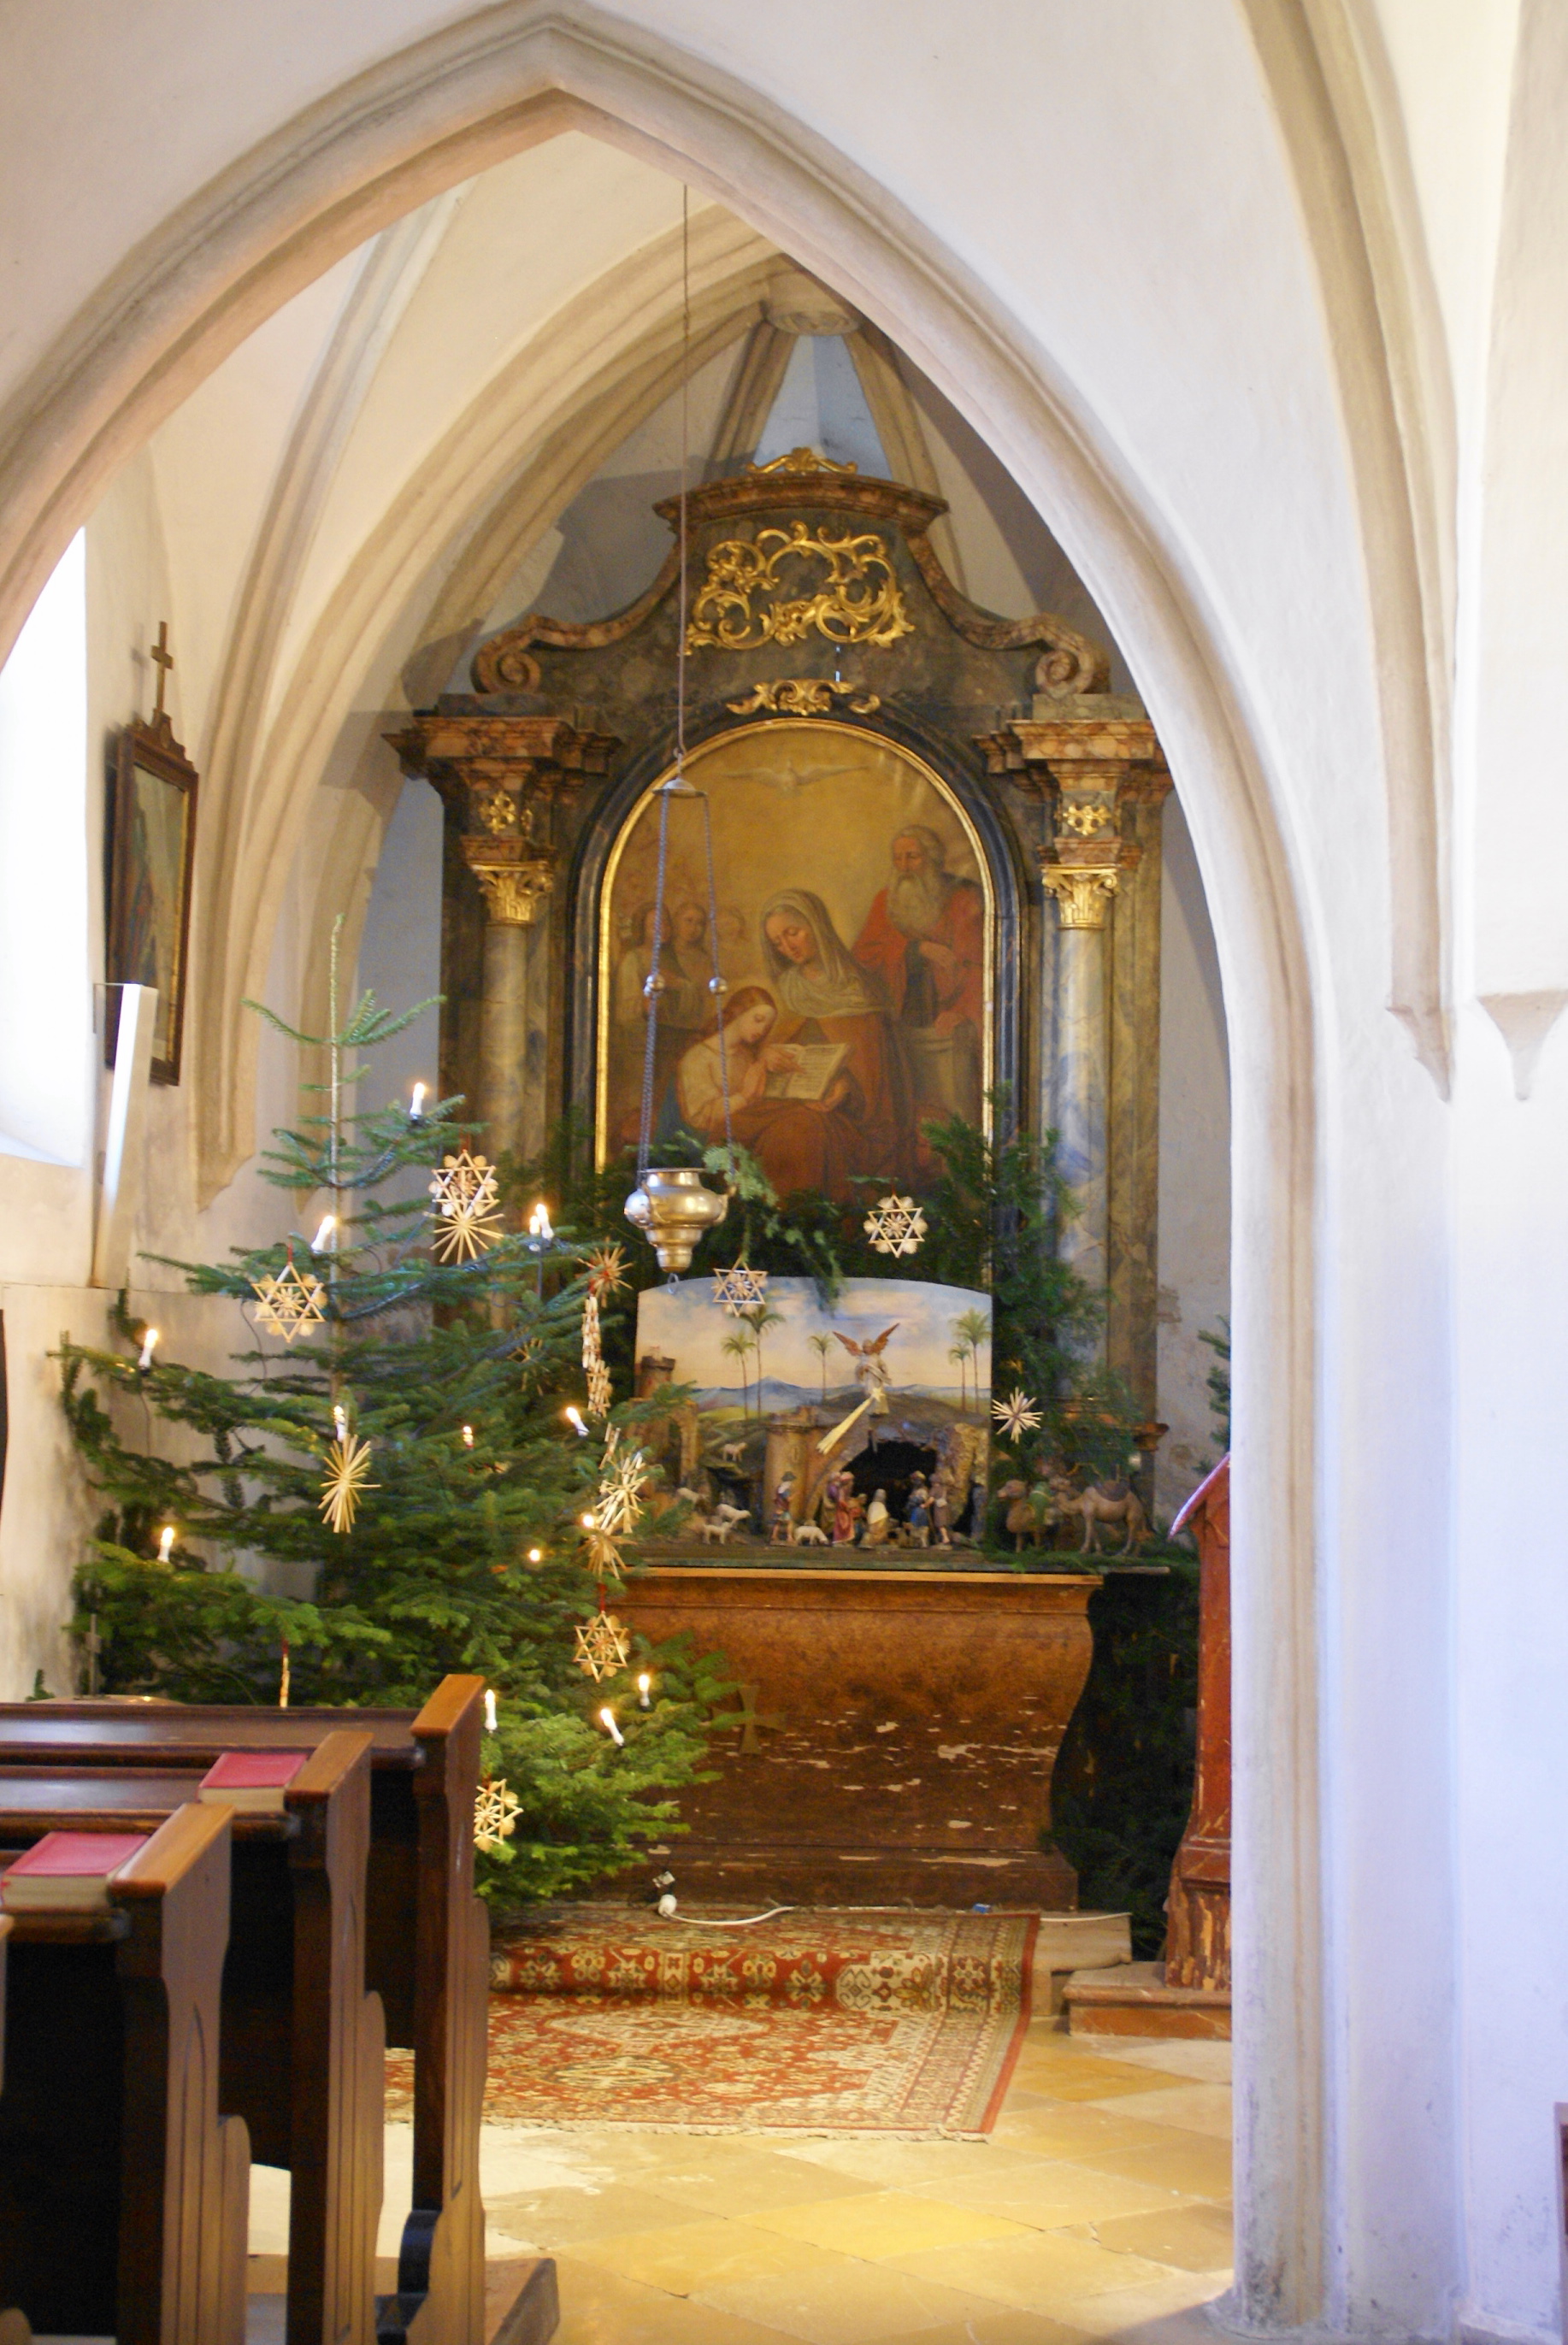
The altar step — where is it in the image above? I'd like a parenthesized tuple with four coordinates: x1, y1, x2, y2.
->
(626, 1839, 1078, 1911)
(1064, 1958, 1232, 2040)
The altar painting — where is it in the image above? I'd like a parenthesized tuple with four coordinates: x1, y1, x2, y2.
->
(598, 722, 993, 1196)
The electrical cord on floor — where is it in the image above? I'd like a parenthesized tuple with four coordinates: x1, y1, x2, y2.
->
(653, 1898, 794, 1927)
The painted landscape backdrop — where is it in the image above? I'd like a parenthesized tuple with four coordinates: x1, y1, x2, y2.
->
(634, 1276, 993, 1418)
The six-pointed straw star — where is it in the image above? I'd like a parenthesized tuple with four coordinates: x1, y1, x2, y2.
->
(863, 1194, 928, 1257)
(573, 1608, 631, 1682)
(474, 1777, 522, 1853)
(429, 1147, 504, 1263)
(992, 1387, 1044, 1445)
(251, 1261, 327, 1343)
(711, 1262, 770, 1315)
(318, 1429, 378, 1534)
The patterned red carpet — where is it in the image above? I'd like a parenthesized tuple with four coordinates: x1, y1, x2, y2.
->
(387, 1906, 1038, 2136)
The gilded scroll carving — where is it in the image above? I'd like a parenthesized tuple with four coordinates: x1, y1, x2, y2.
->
(725, 678, 881, 716)
(687, 523, 914, 652)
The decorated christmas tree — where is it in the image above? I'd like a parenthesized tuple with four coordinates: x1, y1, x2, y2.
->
(59, 933, 728, 1907)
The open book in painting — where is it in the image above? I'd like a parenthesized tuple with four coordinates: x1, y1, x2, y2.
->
(764, 1041, 848, 1102)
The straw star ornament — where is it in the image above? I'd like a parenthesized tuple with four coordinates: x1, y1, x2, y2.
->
(992, 1388, 1044, 1445)
(712, 1262, 769, 1315)
(474, 1777, 522, 1853)
(428, 1146, 503, 1262)
(573, 1607, 631, 1682)
(863, 1194, 927, 1257)
(319, 1410, 377, 1534)
(251, 1258, 327, 1343)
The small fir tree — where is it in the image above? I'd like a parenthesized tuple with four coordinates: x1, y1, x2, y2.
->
(59, 938, 728, 1909)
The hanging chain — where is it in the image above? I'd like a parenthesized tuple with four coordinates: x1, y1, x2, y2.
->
(632, 186, 734, 1190)
(700, 797, 734, 1174)
(636, 782, 675, 1180)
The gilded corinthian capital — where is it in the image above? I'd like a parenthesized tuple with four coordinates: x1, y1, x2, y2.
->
(1040, 861, 1123, 931)
(462, 840, 556, 928)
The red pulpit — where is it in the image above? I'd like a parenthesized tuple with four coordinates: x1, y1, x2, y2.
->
(1164, 1454, 1230, 1990)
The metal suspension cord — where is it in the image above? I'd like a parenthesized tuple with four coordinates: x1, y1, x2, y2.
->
(635, 187, 734, 1183)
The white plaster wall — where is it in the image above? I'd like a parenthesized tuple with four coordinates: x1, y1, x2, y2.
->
(0, 3, 1562, 2333)
(1157, 793, 1231, 1516)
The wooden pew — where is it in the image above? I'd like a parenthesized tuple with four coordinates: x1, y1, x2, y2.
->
(0, 1680, 492, 2345)
(0, 1731, 383, 2345)
(0, 1804, 249, 2343)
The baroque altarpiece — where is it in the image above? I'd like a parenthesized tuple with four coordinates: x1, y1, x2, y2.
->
(394, 451, 1172, 1906)
(393, 450, 1170, 1422)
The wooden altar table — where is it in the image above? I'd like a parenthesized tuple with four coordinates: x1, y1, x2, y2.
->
(618, 1564, 1098, 1909)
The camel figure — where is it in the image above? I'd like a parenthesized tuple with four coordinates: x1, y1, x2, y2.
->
(1062, 1479, 1149, 1556)
(998, 1477, 1062, 1553)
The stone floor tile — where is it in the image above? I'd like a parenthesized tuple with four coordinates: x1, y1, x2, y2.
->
(484, 2179, 712, 2248)
(622, 2146, 886, 2219)
(988, 2105, 1198, 2159)
(868, 2317, 1088, 2345)
(884, 2228, 1172, 2309)
(551, 2251, 798, 2343)
(1076, 2134, 1234, 2201)
(746, 2186, 1031, 2258)
(1092, 2201, 1235, 2271)
(1039, 2272, 1231, 2336)
(771, 2136, 1038, 2189)
(695, 2254, 1011, 2345)
(911, 2158, 1188, 2229)
(1084, 2086, 1232, 2139)
(569, 2213, 841, 2295)
(1072, 2041, 1232, 2085)
(1013, 2060, 1194, 2106)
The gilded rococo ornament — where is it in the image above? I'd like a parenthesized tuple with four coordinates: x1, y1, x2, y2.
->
(725, 679, 881, 717)
(687, 522, 914, 653)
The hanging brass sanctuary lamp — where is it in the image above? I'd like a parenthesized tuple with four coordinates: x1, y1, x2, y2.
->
(623, 191, 734, 1278)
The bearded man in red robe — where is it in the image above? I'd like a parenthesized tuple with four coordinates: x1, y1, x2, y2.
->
(852, 825, 985, 1136)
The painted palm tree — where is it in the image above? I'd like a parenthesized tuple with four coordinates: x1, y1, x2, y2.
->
(808, 1331, 835, 1405)
(956, 1308, 992, 1411)
(742, 1304, 784, 1411)
(949, 1341, 970, 1412)
(722, 1328, 753, 1417)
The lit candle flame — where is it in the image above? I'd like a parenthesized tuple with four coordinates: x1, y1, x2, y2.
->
(157, 1525, 175, 1563)
(638, 1671, 651, 1709)
(528, 1547, 543, 1564)
(581, 1511, 597, 1530)
(410, 1082, 427, 1120)
(333, 1403, 348, 1444)
(528, 1202, 554, 1242)
(598, 1706, 625, 1747)
(564, 1406, 589, 1437)
(137, 1328, 159, 1371)
(312, 1215, 337, 1252)
(462, 1423, 475, 1448)
(484, 1688, 498, 1733)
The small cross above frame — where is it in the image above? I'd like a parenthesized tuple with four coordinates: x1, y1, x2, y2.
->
(150, 621, 174, 721)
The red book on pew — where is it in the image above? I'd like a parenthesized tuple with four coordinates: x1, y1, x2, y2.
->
(1, 1830, 149, 1912)
(198, 1750, 308, 1815)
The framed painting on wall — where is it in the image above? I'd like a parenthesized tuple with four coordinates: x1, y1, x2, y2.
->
(105, 715, 198, 1084)
(598, 720, 993, 1197)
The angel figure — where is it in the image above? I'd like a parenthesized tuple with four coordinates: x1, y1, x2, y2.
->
(834, 1323, 899, 1417)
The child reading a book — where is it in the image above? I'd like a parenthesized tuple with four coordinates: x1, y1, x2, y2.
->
(673, 986, 866, 1200)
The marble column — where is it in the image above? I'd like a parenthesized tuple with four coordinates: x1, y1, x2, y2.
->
(463, 842, 555, 1162)
(1041, 860, 1123, 1310)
